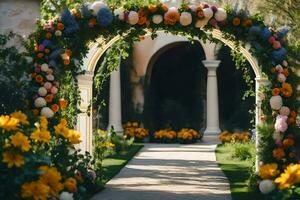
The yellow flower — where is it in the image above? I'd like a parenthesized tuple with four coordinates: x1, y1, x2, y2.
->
(0, 115, 20, 131)
(10, 132, 31, 152)
(40, 116, 48, 130)
(67, 129, 81, 144)
(54, 119, 69, 138)
(10, 111, 29, 125)
(2, 151, 24, 168)
(64, 177, 77, 193)
(39, 166, 64, 197)
(259, 163, 279, 179)
(31, 128, 51, 143)
(21, 181, 50, 200)
(275, 164, 300, 189)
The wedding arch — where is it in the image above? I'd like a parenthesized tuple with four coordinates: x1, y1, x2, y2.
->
(28, 0, 299, 195)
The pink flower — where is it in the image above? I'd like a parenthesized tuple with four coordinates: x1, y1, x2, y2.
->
(275, 115, 288, 133)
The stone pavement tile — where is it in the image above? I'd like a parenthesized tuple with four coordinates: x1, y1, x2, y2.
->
(92, 136, 231, 200)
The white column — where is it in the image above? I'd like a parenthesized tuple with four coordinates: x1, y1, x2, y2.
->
(107, 68, 124, 134)
(203, 60, 221, 135)
(255, 77, 270, 171)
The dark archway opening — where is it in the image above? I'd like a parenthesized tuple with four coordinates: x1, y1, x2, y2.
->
(144, 41, 207, 136)
(217, 46, 256, 132)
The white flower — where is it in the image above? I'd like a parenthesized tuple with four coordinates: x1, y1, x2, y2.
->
(152, 15, 163, 24)
(41, 63, 49, 72)
(257, 91, 265, 101)
(114, 8, 125, 21)
(180, 12, 192, 26)
(47, 68, 53, 74)
(46, 74, 54, 81)
(44, 82, 52, 90)
(279, 106, 290, 116)
(296, 115, 300, 127)
(128, 11, 139, 25)
(34, 97, 47, 108)
(214, 8, 227, 22)
(41, 107, 54, 118)
(270, 95, 283, 110)
(59, 191, 74, 200)
(55, 30, 62, 37)
(203, 8, 214, 19)
(51, 87, 58, 94)
(195, 19, 209, 28)
(38, 87, 48, 96)
(275, 64, 283, 72)
(90, 1, 107, 16)
(282, 60, 288, 67)
(277, 73, 286, 83)
(259, 180, 275, 194)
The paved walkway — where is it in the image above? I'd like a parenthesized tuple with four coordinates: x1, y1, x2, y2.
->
(92, 136, 231, 200)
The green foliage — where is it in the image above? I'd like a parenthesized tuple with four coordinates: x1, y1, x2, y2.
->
(0, 33, 31, 114)
(257, 123, 276, 164)
(110, 131, 134, 154)
(232, 142, 256, 161)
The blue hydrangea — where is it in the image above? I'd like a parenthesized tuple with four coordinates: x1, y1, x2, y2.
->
(260, 27, 271, 41)
(81, 4, 92, 19)
(96, 7, 113, 27)
(61, 8, 79, 35)
(49, 48, 63, 60)
(272, 48, 287, 63)
(248, 26, 261, 36)
(42, 39, 52, 48)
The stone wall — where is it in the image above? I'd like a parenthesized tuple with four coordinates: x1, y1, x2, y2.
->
(0, 0, 40, 37)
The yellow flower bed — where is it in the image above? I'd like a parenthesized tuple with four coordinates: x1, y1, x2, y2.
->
(154, 129, 177, 140)
(123, 122, 149, 139)
(219, 131, 251, 143)
(177, 128, 200, 142)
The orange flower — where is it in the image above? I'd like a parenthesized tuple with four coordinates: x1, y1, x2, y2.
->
(288, 117, 295, 125)
(65, 49, 72, 56)
(138, 16, 147, 25)
(281, 82, 293, 97)
(272, 88, 281, 96)
(148, 5, 157, 13)
(283, 138, 295, 148)
(290, 111, 297, 118)
(45, 32, 52, 39)
(59, 99, 68, 109)
(164, 9, 180, 25)
(273, 148, 285, 159)
(45, 49, 50, 54)
(283, 68, 289, 77)
(57, 23, 65, 30)
(161, 4, 169, 12)
(32, 109, 39, 116)
(89, 18, 97, 26)
(37, 53, 44, 58)
(64, 178, 77, 193)
(51, 104, 59, 113)
(196, 6, 205, 18)
(242, 19, 252, 27)
(232, 17, 241, 26)
(31, 72, 37, 78)
(35, 75, 44, 83)
(271, 67, 277, 73)
(45, 94, 54, 103)
(63, 59, 70, 65)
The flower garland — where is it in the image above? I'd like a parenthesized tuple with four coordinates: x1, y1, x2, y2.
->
(26, 1, 300, 197)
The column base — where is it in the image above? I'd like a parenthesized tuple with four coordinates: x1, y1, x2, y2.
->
(107, 124, 124, 136)
(204, 127, 221, 136)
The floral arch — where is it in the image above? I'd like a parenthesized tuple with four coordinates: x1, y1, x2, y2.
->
(28, 0, 299, 196)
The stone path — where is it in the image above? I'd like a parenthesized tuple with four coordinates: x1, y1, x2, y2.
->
(92, 136, 231, 200)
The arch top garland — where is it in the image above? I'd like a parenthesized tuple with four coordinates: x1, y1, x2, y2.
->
(29, 0, 300, 197)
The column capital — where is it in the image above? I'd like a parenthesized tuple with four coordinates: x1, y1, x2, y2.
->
(202, 60, 221, 69)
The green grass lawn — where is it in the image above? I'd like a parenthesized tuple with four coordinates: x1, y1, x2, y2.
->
(101, 143, 144, 184)
(216, 143, 263, 200)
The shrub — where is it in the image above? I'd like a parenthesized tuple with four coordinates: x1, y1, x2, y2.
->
(232, 142, 256, 161)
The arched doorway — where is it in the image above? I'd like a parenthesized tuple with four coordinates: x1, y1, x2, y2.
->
(144, 41, 206, 136)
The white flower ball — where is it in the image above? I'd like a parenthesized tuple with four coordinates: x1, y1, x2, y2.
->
(128, 11, 139, 25)
(152, 15, 163, 24)
(41, 107, 54, 118)
(275, 64, 283, 72)
(44, 82, 52, 90)
(55, 30, 62, 37)
(90, 1, 107, 16)
(51, 87, 58, 94)
(114, 8, 125, 21)
(34, 97, 46, 108)
(41, 63, 49, 72)
(195, 19, 209, 28)
(59, 191, 74, 200)
(270, 95, 283, 110)
(180, 12, 192, 26)
(296, 115, 300, 127)
(279, 106, 290, 116)
(203, 8, 214, 19)
(282, 60, 288, 67)
(214, 8, 227, 22)
(272, 131, 282, 140)
(46, 74, 54, 81)
(38, 87, 48, 96)
(259, 180, 276, 194)
(277, 73, 286, 83)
